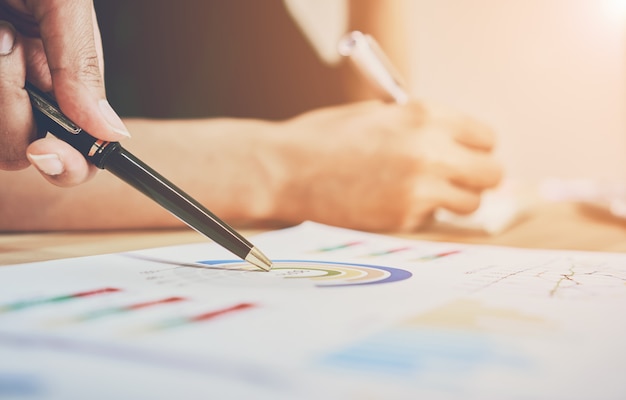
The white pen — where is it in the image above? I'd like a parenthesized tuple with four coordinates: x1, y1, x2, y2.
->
(338, 30, 409, 105)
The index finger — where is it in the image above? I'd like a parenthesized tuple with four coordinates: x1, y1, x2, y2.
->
(28, 0, 129, 141)
(451, 115, 497, 151)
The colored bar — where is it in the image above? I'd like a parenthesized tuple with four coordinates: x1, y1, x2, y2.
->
(315, 241, 363, 252)
(152, 302, 256, 331)
(0, 288, 121, 313)
(366, 246, 412, 257)
(191, 303, 254, 322)
(77, 297, 185, 321)
(416, 250, 461, 261)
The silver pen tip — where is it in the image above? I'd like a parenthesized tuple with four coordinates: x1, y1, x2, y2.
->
(245, 247, 273, 271)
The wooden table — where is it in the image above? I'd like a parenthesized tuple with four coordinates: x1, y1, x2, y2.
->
(2, 201, 625, 267)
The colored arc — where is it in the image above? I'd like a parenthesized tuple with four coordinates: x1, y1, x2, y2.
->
(198, 259, 412, 287)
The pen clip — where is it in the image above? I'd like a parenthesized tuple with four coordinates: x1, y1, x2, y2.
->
(338, 31, 409, 105)
(25, 81, 118, 169)
(25, 82, 82, 135)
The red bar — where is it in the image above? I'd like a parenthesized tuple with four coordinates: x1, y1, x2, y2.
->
(73, 288, 121, 298)
(126, 297, 185, 311)
(190, 303, 256, 322)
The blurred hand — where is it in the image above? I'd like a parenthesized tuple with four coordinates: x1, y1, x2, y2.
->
(269, 100, 503, 231)
(0, 0, 129, 186)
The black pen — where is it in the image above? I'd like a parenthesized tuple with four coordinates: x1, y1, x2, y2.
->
(25, 82, 273, 272)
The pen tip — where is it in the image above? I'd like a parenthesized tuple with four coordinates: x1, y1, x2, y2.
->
(245, 247, 273, 272)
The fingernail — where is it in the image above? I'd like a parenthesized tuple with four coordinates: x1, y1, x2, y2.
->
(0, 22, 16, 56)
(99, 99, 131, 138)
(28, 153, 65, 176)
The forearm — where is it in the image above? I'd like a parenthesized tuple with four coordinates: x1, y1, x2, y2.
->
(0, 118, 282, 231)
(0, 101, 503, 233)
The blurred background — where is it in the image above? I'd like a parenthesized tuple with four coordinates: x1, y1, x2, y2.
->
(94, 0, 625, 190)
(407, 0, 626, 185)
(93, 0, 356, 119)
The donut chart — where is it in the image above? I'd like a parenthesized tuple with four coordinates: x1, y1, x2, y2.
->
(197, 259, 412, 288)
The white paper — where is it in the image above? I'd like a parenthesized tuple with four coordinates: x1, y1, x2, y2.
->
(0, 221, 625, 399)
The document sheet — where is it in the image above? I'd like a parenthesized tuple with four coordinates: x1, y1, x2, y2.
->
(1, 222, 625, 399)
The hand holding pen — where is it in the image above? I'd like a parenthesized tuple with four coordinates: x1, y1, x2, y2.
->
(0, 0, 128, 185)
(337, 31, 504, 228)
(0, 1, 272, 271)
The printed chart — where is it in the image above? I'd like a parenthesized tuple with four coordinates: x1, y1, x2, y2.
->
(194, 259, 412, 288)
(0, 287, 258, 335)
(322, 298, 540, 377)
(1, 221, 626, 399)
